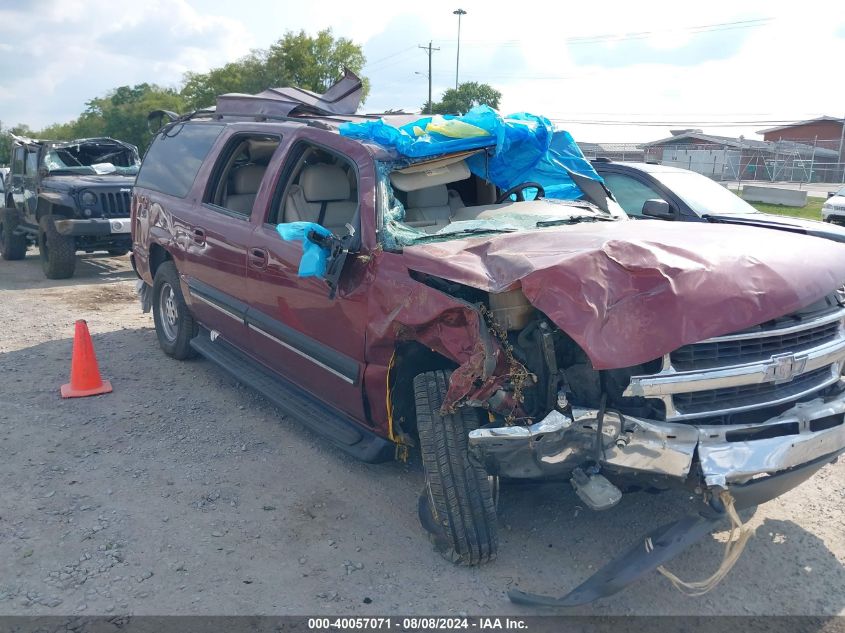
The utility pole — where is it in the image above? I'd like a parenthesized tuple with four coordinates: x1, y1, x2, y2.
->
(453, 8, 467, 90)
(418, 41, 439, 114)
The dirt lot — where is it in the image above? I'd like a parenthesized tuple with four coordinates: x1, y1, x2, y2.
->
(1, 250, 844, 616)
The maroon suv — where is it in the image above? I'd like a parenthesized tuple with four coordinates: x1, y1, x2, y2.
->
(131, 82, 845, 605)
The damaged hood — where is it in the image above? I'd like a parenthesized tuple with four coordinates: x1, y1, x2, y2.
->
(401, 221, 845, 369)
(41, 174, 136, 190)
(705, 212, 845, 244)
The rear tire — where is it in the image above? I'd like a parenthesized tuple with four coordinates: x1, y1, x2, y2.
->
(414, 370, 498, 565)
(0, 208, 28, 261)
(152, 260, 197, 360)
(38, 215, 76, 279)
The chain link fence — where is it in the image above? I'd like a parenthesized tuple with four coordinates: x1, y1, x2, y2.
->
(580, 139, 845, 185)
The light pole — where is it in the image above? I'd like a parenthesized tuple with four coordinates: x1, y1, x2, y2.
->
(453, 8, 466, 90)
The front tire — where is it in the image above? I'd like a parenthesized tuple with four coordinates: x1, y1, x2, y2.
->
(38, 215, 76, 279)
(152, 261, 197, 360)
(0, 208, 28, 260)
(414, 370, 498, 565)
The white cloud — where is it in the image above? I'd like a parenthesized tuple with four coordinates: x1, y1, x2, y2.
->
(360, 0, 845, 142)
(1, 0, 843, 147)
(0, 0, 248, 128)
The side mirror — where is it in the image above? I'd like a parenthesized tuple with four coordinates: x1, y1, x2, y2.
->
(829, 191, 837, 199)
(642, 198, 675, 220)
(307, 228, 354, 300)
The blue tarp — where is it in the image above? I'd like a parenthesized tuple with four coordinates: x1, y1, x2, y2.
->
(276, 222, 332, 277)
(339, 106, 601, 201)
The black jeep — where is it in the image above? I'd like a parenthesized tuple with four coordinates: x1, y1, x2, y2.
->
(0, 136, 140, 278)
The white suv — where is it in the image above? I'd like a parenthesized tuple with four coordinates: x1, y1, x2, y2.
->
(822, 186, 845, 224)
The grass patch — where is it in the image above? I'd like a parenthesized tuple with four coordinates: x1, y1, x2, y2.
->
(746, 197, 825, 220)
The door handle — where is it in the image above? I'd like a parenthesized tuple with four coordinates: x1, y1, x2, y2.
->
(249, 247, 268, 269)
(192, 227, 206, 244)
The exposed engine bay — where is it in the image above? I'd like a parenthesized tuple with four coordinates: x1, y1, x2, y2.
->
(433, 285, 845, 605)
(458, 286, 845, 488)
(403, 270, 845, 502)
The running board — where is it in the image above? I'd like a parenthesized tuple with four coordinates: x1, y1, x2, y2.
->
(190, 329, 394, 463)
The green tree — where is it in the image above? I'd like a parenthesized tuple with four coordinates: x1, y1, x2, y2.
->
(6, 84, 185, 156)
(181, 28, 368, 110)
(0, 123, 34, 166)
(3, 28, 368, 161)
(181, 50, 282, 110)
(424, 82, 502, 115)
(81, 83, 186, 153)
(267, 28, 368, 97)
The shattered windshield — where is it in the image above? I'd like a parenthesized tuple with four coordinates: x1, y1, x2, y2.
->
(43, 140, 140, 176)
(378, 159, 618, 248)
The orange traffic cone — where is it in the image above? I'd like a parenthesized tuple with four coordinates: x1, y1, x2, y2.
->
(61, 320, 113, 398)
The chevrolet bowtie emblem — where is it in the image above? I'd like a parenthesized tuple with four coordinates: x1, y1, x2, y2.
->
(765, 353, 808, 383)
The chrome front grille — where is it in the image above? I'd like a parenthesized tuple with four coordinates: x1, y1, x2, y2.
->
(671, 319, 840, 370)
(625, 305, 845, 423)
(671, 366, 833, 416)
(98, 191, 131, 218)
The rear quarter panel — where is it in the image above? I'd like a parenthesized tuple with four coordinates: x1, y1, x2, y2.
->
(132, 125, 235, 286)
(131, 190, 196, 286)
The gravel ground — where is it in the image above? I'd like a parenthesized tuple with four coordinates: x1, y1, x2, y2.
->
(0, 250, 843, 616)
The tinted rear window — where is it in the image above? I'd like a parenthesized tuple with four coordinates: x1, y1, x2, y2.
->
(136, 124, 224, 198)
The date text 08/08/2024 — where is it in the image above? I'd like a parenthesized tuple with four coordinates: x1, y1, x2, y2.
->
(307, 617, 528, 630)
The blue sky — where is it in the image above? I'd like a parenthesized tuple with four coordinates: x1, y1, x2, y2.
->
(0, 0, 843, 143)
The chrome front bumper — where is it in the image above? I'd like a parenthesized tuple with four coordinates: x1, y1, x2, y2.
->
(468, 387, 845, 486)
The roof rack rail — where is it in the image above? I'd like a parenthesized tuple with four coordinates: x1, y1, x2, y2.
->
(149, 106, 386, 136)
(210, 112, 336, 130)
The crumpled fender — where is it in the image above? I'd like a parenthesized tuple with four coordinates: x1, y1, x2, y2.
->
(395, 306, 504, 408)
(37, 187, 77, 210)
(364, 251, 509, 417)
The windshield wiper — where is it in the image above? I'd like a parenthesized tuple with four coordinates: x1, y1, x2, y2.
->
(412, 227, 517, 242)
(46, 169, 94, 176)
(536, 215, 614, 228)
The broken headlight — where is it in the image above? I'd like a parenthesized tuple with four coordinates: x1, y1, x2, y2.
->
(81, 191, 97, 206)
(79, 190, 98, 218)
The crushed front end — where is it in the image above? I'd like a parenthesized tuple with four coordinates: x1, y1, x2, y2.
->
(463, 290, 845, 603)
(470, 291, 845, 485)
(365, 133, 845, 603)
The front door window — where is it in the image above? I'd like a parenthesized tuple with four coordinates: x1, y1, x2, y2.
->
(602, 172, 664, 217)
